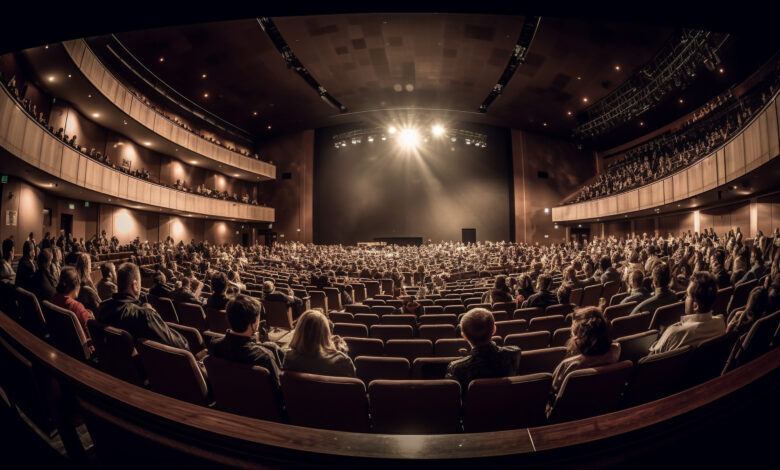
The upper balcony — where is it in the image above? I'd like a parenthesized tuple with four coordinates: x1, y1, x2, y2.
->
(0, 83, 274, 223)
(22, 39, 275, 182)
(553, 93, 780, 223)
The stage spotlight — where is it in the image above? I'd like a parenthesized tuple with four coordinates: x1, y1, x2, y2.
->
(381, 135, 387, 141)
(451, 136, 457, 143)
(432, 124, 445, 136)
(465, 139, 472, 145)
(367, 136, 374, 143)
(388, 126, 397, 134)
(398, 128, 419, 149)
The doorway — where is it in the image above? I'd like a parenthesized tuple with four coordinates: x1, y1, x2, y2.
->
(60, 213, 73, 237)
(570, 226, 590, 245)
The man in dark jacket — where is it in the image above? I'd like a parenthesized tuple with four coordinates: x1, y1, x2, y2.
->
(205, 271, 231, 310)
(261, 280, 304, 317)
(14, 240, 37, 292)
(0, 238, 15, 283)
(631, 263, 678, 316)
(599, 255, 621, 284)
(149, 271, 174, 298)
(446, 308, 521, 395)
(622, 269, 651, 305)
(521, 274, 558, 309)
(98, 263, 188, 349)
(171, 277, 203, 305)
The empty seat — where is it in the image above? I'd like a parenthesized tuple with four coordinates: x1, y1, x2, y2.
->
(463, 297, 482, 307)
(412, 357, 458, 380)
(40, 301, 92, 361)
(616, 330, 659, 363)
(87, 319, 146, 387)
(491, 311, 510, 322)
(491, 302, 516, 316)
(149, 296, 178, 323)
(419, 324, 456, 342)
(503, 331, 550, 350)
(548, 360, 633, 423)
(345, 304, 370, 314)
(343, 337, 384, 359)
(601, 281, 621, 305)
(372, 305, 397, 316)
(350, 284, 367, 303)
(528, 315, 566, 333)
(355, 356, 410, 383)
(611, 311, 652, 338)
(551, 327, 571, 347)
(262, 300, 294, 330)
(579, 284, 603, 307)
(604, 302, 638, 322)
(204, 307, 230, 334)
(137, 339, 210, 406)
(444, 305, 466, 315)
(422, 305, 444, 315)
(610, 292, 630, 306)
(545, 303, 574, 317)
(368, 380, 461, 434)
(712, 287, 733, 317)
(176, 303, 208, 332)
(570, 288, 583, 306)
(353, 313, 381, 328)
(513, 307, 544, 322)
(620, 346, 693, 408)
(687, 331, 738, 387)
(380, 279, 395, 297)
(494, 319, 528, 337)
(364, 281, 381, 299)
(334, 323, 368, 338)
(517, 347, 567, 375)
(369, 324, 414, 341)
(15, 287, 47, 338)
(435, 298, 463, 307)
(203, 356, 282, 421)
(435, 338, 470, 357)
(384, 339, 433, 363)
(282, 371, 369, 432)
(463, 373, 553, 432)
(728, 310, 780, 370)
(328, 312, 354, 323)
(380, 314, 417, 330)
(324, 287, 342, 312)
(419, 314, 458, 326)
(649, 301, 685, 333)
(309, 290, 328, 313)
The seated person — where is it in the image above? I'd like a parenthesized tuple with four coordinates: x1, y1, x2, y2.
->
(445, 308, 521, 395)
(599, 255, 621, 284)
(282, 310, 355, 377)
(210, 295, 285, 386)
(171, 277, 203, 305)
(487, 275, 514, 304)
(556, 283, 572, 305)
(14, 240, 37, 292)
(727, 286, 769, 336)
(548, 307, 620, 415)
(521, 274, 558, 309)
(96, 262, 118, 301)
(649, 271, 726, 354)
(205, 271, 231, 310)
(149, 271, 174, 298)
(0, 238, 15, 283)
(580, 262, 599, 287)
(631, 263, 678, 316)
(32, 248, 58, 302)
(98, 263, 188, 349)
(52, 266, 94, 332)
(622, 269, 650, 305)
(261, 280, 304, 318)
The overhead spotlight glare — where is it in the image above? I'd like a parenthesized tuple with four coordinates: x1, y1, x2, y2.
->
(544, 208, 550, 214)
(614, 65, 621, 71)
(267, 125, 272, 130)
(252, 111, 258, 116)
(381, 135, 387, 141)
(451, 136, 457, 143)
(576, 76, 582, 80)
(542, 122, 548, 127)
(144, 141, 151, 146)
(159, 57, 165, 63)
(367, 136, 374, 142)
(567, 111, 572, 116)
(67, 74, 71, 78)
(388, 126, 397, 134)
(203, 92, 209, 98)
(45, 45, 49, 49)
(679, 98, 684, 104)
(201, 74, 207, 79)
(398, 128, 419, 148)
(582, 97, 589, 103)
(190, 160, 198, 164)
(719, 67, 724, 74)
(47, 75, 55, 82)
(639, 121, 645, 127)
(92, 113, 100, 118)
(432, 124, 445, 136)
(465, 139, 472, 145)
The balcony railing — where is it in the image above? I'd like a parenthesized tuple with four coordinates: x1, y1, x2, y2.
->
(553, 94, 780, 222)
(0, 85, 274, 223)
(62, 39, 275, 180)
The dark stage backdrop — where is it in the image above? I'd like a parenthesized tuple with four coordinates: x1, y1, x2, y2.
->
(314, 122, 512, 244)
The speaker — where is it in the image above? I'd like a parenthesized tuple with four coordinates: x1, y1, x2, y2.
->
(462, 228, 476, 244)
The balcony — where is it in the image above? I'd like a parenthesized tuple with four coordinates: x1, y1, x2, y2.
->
(0, 85, 274, 223)
(553, 94, 780, 223)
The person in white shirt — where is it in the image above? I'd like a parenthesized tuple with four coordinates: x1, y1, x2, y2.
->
(649, 271, 726, 354)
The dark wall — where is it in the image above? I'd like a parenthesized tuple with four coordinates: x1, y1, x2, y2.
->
(314, 123, 512, 244)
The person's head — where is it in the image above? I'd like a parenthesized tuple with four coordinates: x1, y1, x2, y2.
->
(556, 284, 572, 304)
(153, 271, 167, 286)
(536, 274, 552, 292)
(583, 261, 594, 277)
(56, 266, 80, 298)
(567, 307, 612, 357)
(22, 240, 34, 260)
(493, 275, 508, 291)
(743, 286, 769, 319)
(289, 310, 338, 355)
(599, 255, 611, 272)
(518, 274, 533, 292)
(2, 238, 13, 261)
(179, 277, 190, 290)
(685, 271, 718, 315)
(225, 295, 261, 335)
(37, 248, 53, 271)
(262, 280, 274, 294)
(211, 271, 228, 295)
(117, 263, 141, 298)
(563, 266, 577, 284)
(75, 253, 92, 284)
(100, 262, 116, 281)
(460, 308, 496, 347)
(651, 263, 671, 290)
(629, 269, 644, 289)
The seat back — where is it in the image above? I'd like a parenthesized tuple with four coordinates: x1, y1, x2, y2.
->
(87, 319, 145, 386)
(733, 309, 780, 367)
(204, 307, 230, 334)
(601, 281, 621, 304)
(203, 356, 282, 421)
(687, 331, 738, 386)
(370, 324, 413, 341)
(610, 292, 629, 306)
(434, 338, 469, 357)
(569, 288, 583, 306)
(463, 373, 553, 432)
(308, 290, 328, 313)
(380, 314, 417, 330)
(712, 286, 733, 316)
(328, 312, 354, 323)
(422, 305, 444, 315)
(137, 339, 209, 405)
(350, 283, 367, 303)
(384, 339, 433, 363)
(372, 305, 396, 316)
(621, 346, 693, 407)
(491, 301, 516, 316)
(544, 303, 574, 317)
(40, 300, 91, 361)
(333, 322, 368, 338)
(649, 301, 685, 333)
(443, 304, 466, 315)
(355, 356, 410, 382)
(580, 284, 603, 307)
(419, 314, 458, 326)
(345, 304, 371, 314)
(517, 347, 567, 375)
(343, 336, 384, 359)
(551, 327, 571, 347)
(611, 311, 652, 338)
(727, 279, 758, 314)
(15, 287, 47, 338)
(513, 307, 543, 322)
(167, 323, 207, 356)
(353, 313, 380, 328)
(548, 360, 633, 423)
(323, 287, 342, 312)
(419, 324, 456, 342)
(616, 330, 659, 363)
(364, 281, 381, 299)
(176, 303, 208, 332)
(528, 315, 566, 333)
(380, 279, 394, 297)
(503, 331, 550, 350)
(494, 319, 528, 338)
(262, 300, 294, 330)
(281, 371, 369, 432)
(149, 296, 179, 323)
(368, 380, 461, 434)
(412, 357, 458, 380)
(604, 302, 638, 322)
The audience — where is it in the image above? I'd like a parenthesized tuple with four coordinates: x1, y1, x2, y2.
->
(521, 274, 557, 309)
(75, 253, 101, 312)
(31, 248, 57, 302)
(206, 271, 231, 310)
(282, 310, 355, 377)
(1, 238, 15, 283)
(52, 266, 94, 332)
(14, 240, 37, 292)
(96, 262, 118, 301)
(631, 263, 678, 316)
(622, 269, 650, 304)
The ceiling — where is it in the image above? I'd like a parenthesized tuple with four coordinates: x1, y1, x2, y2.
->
(66, 12, 776, 149)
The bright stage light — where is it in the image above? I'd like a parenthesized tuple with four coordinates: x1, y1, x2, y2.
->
(388, 126, 397, 134)
(398, 128, 419, 148)
(432, 124, 445, 136)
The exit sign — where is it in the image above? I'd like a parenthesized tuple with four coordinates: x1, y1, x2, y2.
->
(0, 175, 7, 184)
(68, 203, 75, 210)
(84, 201, 90, 207)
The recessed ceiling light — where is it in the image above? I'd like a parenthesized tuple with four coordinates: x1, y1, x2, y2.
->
(144, 141, 151, 146)
(67, 74, 71, 78)
(87, 94, 92, 98)
(203, 93, 209, 98)
(159, 57, 165, 62)
(582, 97, 589, 103)
(92, 113, 100, 118)
(45, 45, 49, 49)
(252, 111, 258, 116)
(190, 160, 198, 165)
(679, 98, 684, 104)
(234, 173, 240, 177)
(614, 65, 621, 71)
(576, 76, 582, 80)
(201, 74, 207, 79)
(542, 122, 548, 127)
(47, 75, 55, 82)
(123, 120, 127, 125)
(566, 111, 572, 116)
(718, 67, 725, 74)
(388, 126, 397, 134)
(639, 121, 645, 127)
(267, 125, 272, 130)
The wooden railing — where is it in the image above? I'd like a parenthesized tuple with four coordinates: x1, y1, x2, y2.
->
(0, 307, 777, 466)
(0, 86, 274, 223)
(553, 94, 780, 222)
(62, 39, 275, 180)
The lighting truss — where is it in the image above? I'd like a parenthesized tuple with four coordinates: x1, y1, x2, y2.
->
(332, 127, 488, 148)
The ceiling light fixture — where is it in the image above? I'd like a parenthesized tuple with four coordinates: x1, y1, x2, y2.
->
(92, 113, 100, 118)
(432, 124, 445, 136)
(388, 126, 397, 134)
(159, 57, 165, 62)
(582, 97, 589, 103)
(144, 141, 151, 146)
(203, 93, 209, 98)
(47, 75, 55, 82)
(615, 65, 621, 71)
(398, 128, 419, 149)
(201, 74, 207, 78)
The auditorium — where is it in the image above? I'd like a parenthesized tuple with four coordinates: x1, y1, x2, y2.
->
(0, 5, 778, 469)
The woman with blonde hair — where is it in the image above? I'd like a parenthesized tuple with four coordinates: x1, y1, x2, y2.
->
(75, 252, 101, 312)
(282, 310, 355, 377)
